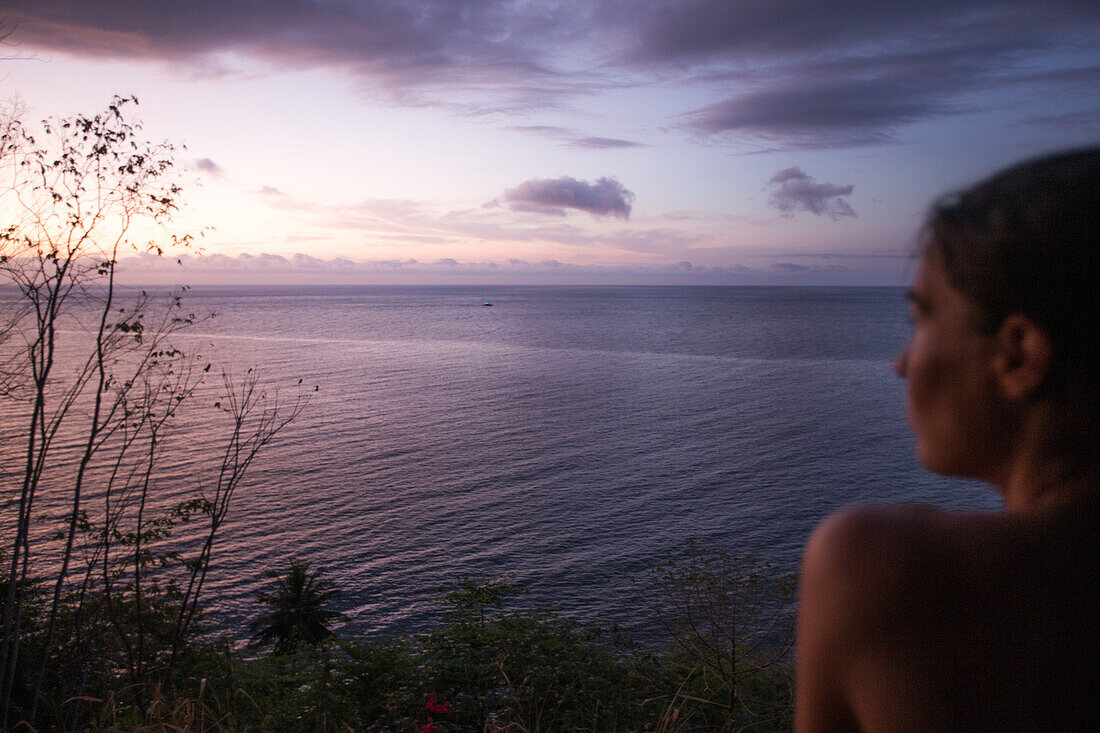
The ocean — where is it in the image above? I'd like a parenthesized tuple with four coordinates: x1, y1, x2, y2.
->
(2, 285, 996, 637)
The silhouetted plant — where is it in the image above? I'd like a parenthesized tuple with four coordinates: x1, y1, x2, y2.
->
(6, 561, 795, 731)
(250, 561, 348, 655)
(634, 542, 795, 732)
(418, 576, 665, 731)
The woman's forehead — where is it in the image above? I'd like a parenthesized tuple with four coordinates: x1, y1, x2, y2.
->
(910, 254, 975, 315)
(910, 256, 941, 299)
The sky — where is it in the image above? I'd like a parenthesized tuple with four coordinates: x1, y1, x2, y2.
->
(1, 1, 1098, 286)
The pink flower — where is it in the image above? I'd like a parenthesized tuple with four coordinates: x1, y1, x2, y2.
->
(419, 724, 436, 733)
(425, 692, 453, 715)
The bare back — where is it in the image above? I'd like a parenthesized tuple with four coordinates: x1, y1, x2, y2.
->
(796, 501, 1100, 732)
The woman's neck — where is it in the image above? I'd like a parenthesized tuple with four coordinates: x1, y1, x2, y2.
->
(995, 406, 1100, 513)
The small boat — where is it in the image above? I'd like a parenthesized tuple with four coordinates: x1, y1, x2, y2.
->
(483, 301, 493, 307)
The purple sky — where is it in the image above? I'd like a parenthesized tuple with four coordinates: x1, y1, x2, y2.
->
(2, 1, 1097, 285)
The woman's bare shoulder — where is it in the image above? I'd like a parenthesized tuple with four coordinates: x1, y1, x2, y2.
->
(800, 504, 989, 630)
(795, 505, 954, 732)
(798, 501, 1100, 731)
(804, 504, 954, 577)
(796, 505, 1005, 732)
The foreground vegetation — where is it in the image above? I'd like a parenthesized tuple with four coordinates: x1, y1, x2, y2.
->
(3, 549, 794, 732)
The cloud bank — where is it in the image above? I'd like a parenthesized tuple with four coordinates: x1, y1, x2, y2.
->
(632, 1, 1100, 147)
(767, 167, 856, 220)
(6, 1, 1097, 147)
(495, 176, 635, 219)
(111, 251, 904, 286)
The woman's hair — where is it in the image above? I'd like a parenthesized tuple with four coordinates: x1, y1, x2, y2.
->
(923, 147, 1100, 455)
(925, 148, 1100, 338)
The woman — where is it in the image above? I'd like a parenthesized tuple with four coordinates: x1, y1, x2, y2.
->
(795, 149, 1100, 732)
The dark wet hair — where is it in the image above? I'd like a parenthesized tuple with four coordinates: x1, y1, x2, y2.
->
(924, 148, 1100, 392)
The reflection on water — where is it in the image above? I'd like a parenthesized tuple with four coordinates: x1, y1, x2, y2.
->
(1, 285, 993, 636)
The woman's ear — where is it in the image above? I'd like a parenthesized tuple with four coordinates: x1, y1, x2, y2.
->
(994, 314, 1053, 400)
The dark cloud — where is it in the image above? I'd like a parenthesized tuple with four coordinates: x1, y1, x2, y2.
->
(767, 167, 856, 220)
(499, 176, 634, 219)
(505, 125, 574, 136)
(11, 1, 1095, 146)
(506, 125, 644, 149)
(5, 0, 597, 110)
(1017, 108, 1100, 131)
(624, 1, 1097, 64)
(569, 136, 644, 149)
(772, 262, 811, 272)
(676, 38, 1038, 148)
(685, 76, 944, 149)
(655, 1, 1100, 148)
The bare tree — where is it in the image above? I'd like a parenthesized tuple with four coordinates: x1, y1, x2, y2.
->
(0, 97, 309, 729)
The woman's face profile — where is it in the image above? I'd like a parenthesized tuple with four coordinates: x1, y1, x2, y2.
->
(895, 254, 1007, 480)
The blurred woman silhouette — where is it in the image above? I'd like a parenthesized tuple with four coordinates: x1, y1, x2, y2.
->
(795, 149, 1100, 732)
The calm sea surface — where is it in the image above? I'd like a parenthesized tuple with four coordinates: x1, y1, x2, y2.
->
(3, 285, 997, 636)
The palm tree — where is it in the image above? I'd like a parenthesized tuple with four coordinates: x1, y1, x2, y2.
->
(249, 561, 348, 654)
